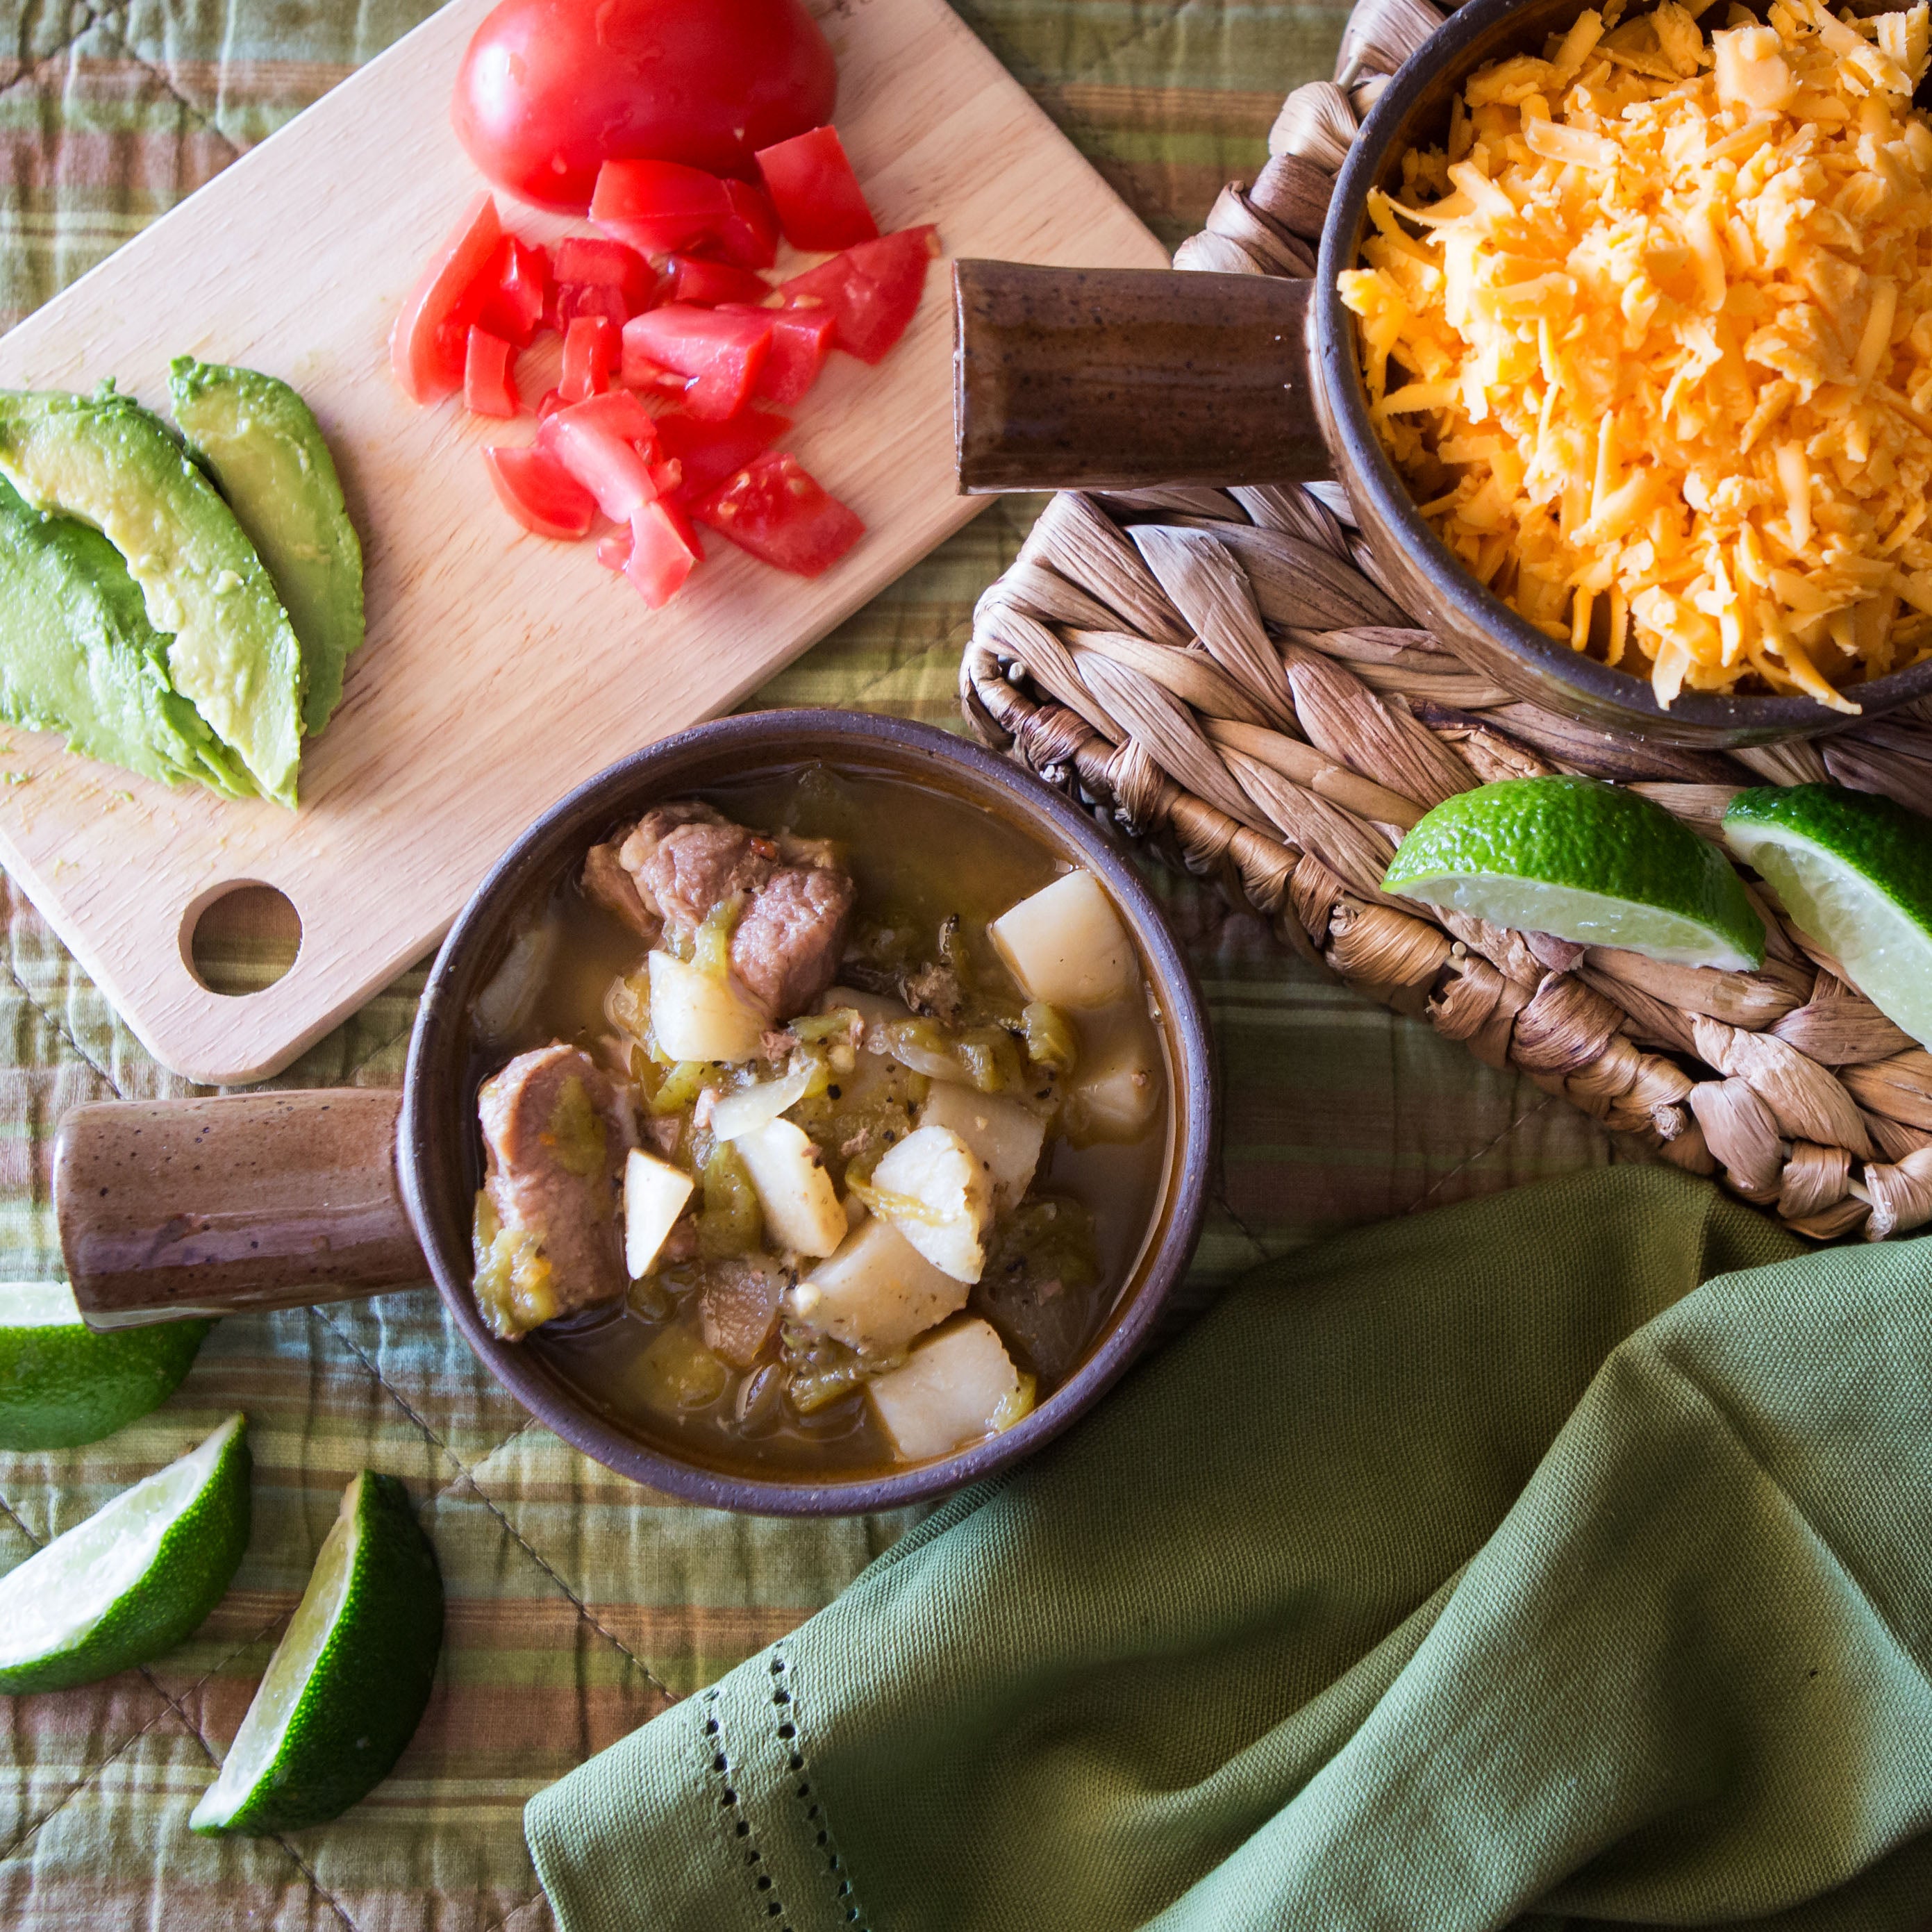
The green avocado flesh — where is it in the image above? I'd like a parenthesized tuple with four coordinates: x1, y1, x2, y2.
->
(0, 475, 249, 795)
(168, 358, 364, 738)
(0, 386, 306, 807)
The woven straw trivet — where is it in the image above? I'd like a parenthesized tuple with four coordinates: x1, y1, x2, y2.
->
(962, 0, 1932, 1242)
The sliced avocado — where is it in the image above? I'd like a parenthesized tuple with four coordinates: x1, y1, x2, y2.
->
(0, 475, 250, 796)
(168, 358, 365, 738)
(0, 388, 305, 808)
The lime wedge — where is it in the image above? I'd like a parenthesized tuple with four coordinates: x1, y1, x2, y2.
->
(0, 1282, 211, 1450)
(192, 1469, 442, 1835)
(0, 1412, 249, 1692)
(1724, 783, 1932, 1048)
(1383, 776, 1765, 969)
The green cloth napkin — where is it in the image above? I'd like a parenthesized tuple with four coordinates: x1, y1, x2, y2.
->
(524, 1165, 1932, 1931)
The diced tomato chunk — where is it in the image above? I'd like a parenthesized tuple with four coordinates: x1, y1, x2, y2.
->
(754, 126, 878, 253)
(777, 225, 939, 365)
(692, 452, 863, 576)
(483, 443, 596, 539)
(597, 526, 633, 572)
(622, 306, 773, 421)
(392, 192, 502, 404)
(668, 256, 772, 306)
(474, 236, 549, 347)
(549, 281, 631, 332)
(464, 326, 521, 418)
(537, 392, 663, 521)
(698, 179, 781, 270)
(591, 158, 734, 253)
(536, 388, 566, 418)
(721, 303, 834, 406)
(552, 235, 658, 312)
(654, 410, 791, 503)
(560, 315, 619, 402)
(624, 499, 706, 608)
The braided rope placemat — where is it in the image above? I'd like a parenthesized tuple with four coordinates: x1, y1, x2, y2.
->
(963, 0, 1932, 1242)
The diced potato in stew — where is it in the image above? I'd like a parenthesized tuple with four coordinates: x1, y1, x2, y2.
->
(467, 768, 1168, 1476)
(867, 1318, 1035, 1460)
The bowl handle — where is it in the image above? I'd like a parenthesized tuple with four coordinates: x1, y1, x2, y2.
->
(953, 261, 1331, 492)
(53, 1089, 427, 1328)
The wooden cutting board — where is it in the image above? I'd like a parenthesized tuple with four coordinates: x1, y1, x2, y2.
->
(0, 0, 1165, 1085)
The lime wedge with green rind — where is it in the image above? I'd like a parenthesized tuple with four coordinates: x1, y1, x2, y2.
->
(0, 1411, 249, 1692)
(1724, 783, 1932, 1049)
(0, 1282, 211, 1450)
(1383, 776, 1765, 969)
(191, 1469, 442, 1835)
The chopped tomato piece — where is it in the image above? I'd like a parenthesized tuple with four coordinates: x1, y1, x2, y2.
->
(392, 191, 502, 404)
(536, 388, 566, 418)
(721, 303, 834, 406)
(537, 392, 663, 520)
(464, 326, 521, 418)
(654, 410, 791, 502)
(474, 236, 550, 347)
(591, 158, 734, 253)
(777, 224, 939, 364)
(597, 527, 633, 572)
(483, 443, 596, 539)
(553, 236, 657, 313)
(550, 388, 660, 447)
(667, 256, 772, 306)
(622, 306, 773, 421)
(699, 179, 781, 269)
(692, 452, 863, 576)
(624, 499, 706, 608)
(549, 281, 631, 331)
(560, 315, 619, 401)
(754, 126, 877, 252)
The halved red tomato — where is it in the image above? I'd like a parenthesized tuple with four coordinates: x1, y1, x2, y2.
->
(668, 256, 772, 306)
(721, 303, 834, 406)
(777, 225, 938, 364)
(484, 442, 596, 538)
(538, 392, 663, 520)
(474, 235, 550, 347)
(560, 315, 619, 401)
(622, 306, 774, 421)
(654, 409, 791, 502)
(692, 452, 863, 576)
(553, 236, 657, 313)
(392, 192, 502, 404)
(465, 326, 521, 417)
(592, 160, 733, 254)
(451, 0, 837, 210)
(624, 499, 706, 607)
(754, 126, 876, 252)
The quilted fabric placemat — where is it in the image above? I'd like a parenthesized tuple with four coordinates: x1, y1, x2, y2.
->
(0, 1, 1633, 1924)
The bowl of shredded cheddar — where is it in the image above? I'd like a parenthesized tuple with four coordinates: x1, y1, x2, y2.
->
(1328, 0, 1932, 733)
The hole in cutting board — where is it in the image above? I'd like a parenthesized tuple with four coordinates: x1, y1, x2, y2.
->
(185, 885, 302, 997)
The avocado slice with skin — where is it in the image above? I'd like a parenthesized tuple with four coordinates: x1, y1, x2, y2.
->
(168, 358, 365, 738)
(0, 474, 251, 796)
(0, 387, 305, 808)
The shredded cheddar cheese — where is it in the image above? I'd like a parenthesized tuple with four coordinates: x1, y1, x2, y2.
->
(1338, 0, 1932, 710)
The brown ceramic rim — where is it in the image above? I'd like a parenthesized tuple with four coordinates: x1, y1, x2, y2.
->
(399, 709, 1215, 1517)
(1313, 0, 1932, 740)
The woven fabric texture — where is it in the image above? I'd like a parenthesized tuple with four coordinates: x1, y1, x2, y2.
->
(0, 1, 1636, 1927)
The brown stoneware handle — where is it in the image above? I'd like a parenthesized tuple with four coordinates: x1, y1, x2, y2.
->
(54, 1088, 427, 1329)
(953, 260, 1330, 492)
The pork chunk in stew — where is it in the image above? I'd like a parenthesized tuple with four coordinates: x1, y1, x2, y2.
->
(469, 772, 1169, 1479)
(474, 1044, 635, 1339)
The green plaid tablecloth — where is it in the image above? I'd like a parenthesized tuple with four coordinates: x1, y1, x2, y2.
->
(0, 3, 1639, 1924)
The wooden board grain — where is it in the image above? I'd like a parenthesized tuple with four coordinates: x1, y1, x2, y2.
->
(0, 0, 1165, 1084)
